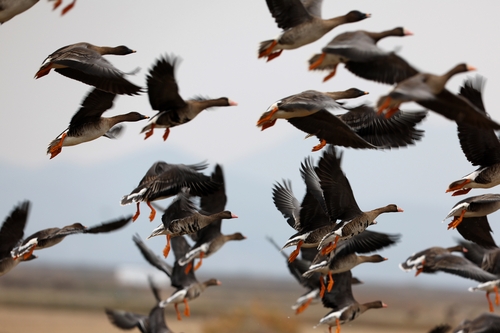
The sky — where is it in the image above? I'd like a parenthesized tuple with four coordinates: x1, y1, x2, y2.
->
(1, 0, 500, 298)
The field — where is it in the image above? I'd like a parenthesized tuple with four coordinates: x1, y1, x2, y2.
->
(0, 265, 490, 333)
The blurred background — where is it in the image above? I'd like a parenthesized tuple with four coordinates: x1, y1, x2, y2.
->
(1, 0, 499, 332)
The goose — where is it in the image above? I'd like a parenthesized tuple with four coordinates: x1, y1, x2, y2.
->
(256, 88, 367, 130)
(459, 240, 500, 312)
(176, 165, 245, 272)
(309, 253, 386, 298)
(309, 26, 418, 83)
(259, 0, 370, 61)
(305, 230, 399, 296)
(140, 55, 237, 141)
(147, 189, 237, 258)
(469, 280, 500, 313)
(133, 234, 220, 321)
(0, 201, 37, 277)
(47, 88, 148, 159)
(105, 276, 173, 333)
(444, 194, 500, 245)
(272, 150, 338, 262)
(452, 313, 500, 333)
(22, 215, 131, 250)
(0, 0, 38, 24)
(120, 161, 221, 222)
(267, 236, 363, 315)
(34, 42, 142, 95)
(268, 237, 321, 313)
(446, 76, 500, 196)
(315, 270, 386, 333)
(377, 64, 500, 130)
(399, 245, 498, 283)
(314, 146, 403, 254)
(286, 103, 427, 152)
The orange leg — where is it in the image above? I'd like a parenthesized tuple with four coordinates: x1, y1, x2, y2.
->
(49, 132, 67, 159)
(447, 210, 466, 230)
(452, 188, 472, 196)
(288, 240, 304, 263)
(266, 49, 283, 62)
(132, 203, 140, 222)
(495, 286, 500, 306)
(319, 276, 326, 298)
(487, 292, 494, 313)
(323, 65, 338, 82)
(144, 124, 155, 140)
(295, 297, 313, 315)
(162, 128, 170, 141)
(320, 243, 332, 255)
(174, 303, 182, 321)
(184, 261, 193, 274)
(327, 272, 334, 292)
(259, 119, 277, 131)
(377, 97, 392, 115)
(22, 244, 37, 260)
(446, 179, 471, 193)
(61, 0, 76, 15)
(183, 298, 190, 317)
(147, 202, 156, 221)
(312, 139, 327, 152)
(309, 53, 326, 70)
(415, 259, 425, 276)
(258, 40, 278, 58)
(257, 107, 278, 127)
(52, 0, 62, 10)
(34, 65, 52, 79)
(163, 234, 171, 258)
(335, 318, 341, 333)
(194, 252, 204, 271)
(321, 236, 339, 255)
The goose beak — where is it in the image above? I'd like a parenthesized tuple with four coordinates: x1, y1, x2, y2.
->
(228, 99, 238, 106)
(403, 28, 413, 36)
(466, 65, 476, 71)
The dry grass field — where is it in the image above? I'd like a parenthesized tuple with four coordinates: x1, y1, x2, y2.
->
(0, 265, 491, 333)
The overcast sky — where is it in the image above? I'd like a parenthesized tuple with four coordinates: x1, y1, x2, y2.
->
(1, 0, 500, 299)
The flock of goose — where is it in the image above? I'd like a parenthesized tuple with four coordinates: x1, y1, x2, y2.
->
(3, 0, 500, 333)
(256, 1, 500, 332)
